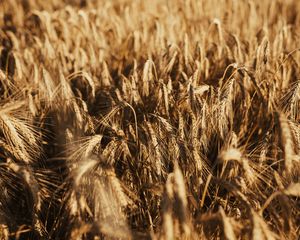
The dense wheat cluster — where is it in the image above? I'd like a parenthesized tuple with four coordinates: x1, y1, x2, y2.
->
(0, 0, 300, 239)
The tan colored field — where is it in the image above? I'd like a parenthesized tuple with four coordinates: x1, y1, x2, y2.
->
(0, 0, 300, 239)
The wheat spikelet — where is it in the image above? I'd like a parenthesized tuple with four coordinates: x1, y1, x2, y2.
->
(277, 112, 296, 174)
(198, 102, 209, 152)
(241, 158, 256, 187)
(41, 68, 56, 101)
(190, 112, 203, 174)
(256, 36, 270, 71)
(106, 169, 133, 209)
(217, 78, 234, 138)
(161, 173, 174, 240)
(283, 182, 300, 197)
(44, 35, 56, 60)
(178, 111, 185, 140)
(219, 207, 237, 240)
(173, 162, 190, 237)
(101, 61, 111, 87)
(251, 210, 277, 240)
(0, 224, 9, 240)
(59, 69, 73, 100)
(0, 113, 37, 164)
(280, 80, 300, 121)
(164, 51, 178, 74)
(102, 139, 118, 165)
(68, 134, 102, 164)
(162, 83, 169, 116)
(145, 122, 163, 177)
(93, 170, 132, 239)
(218, 147, 242, 163)
(142, 60, 152, 97)
(72, 157, 99, 187)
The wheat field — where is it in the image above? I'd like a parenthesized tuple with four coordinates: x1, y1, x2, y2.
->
(0, 0, 299, 239)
